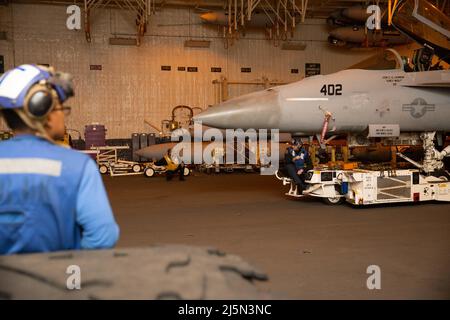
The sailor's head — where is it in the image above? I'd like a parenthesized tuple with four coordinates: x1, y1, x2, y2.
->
(291, 138, 303, 151)
(0, 64, 74, 141)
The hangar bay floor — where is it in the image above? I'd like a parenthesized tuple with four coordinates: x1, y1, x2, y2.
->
(104, 173, 450, 299)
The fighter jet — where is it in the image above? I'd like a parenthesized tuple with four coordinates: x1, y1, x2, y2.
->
(194, 66, 450, 137)
(194, 0, 450, 139)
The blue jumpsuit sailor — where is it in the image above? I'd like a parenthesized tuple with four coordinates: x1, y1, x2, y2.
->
(0, 135, 120, 254)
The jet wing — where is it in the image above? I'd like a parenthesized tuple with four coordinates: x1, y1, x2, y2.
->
(401, 70, 450, 87)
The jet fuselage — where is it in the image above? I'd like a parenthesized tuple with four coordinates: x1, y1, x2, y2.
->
(194, 69, 450, 135)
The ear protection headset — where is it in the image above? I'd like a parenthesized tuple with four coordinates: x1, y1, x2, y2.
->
(23, 80, 60, 120)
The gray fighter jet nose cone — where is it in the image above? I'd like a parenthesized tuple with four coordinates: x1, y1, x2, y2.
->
(194, 88, 281, 130)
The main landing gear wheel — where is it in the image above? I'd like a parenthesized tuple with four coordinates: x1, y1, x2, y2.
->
(183, 167, 190, 176)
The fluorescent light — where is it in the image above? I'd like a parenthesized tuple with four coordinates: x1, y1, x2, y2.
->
(285, 97, 329, 101)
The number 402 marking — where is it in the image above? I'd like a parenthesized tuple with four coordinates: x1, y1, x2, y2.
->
(320, 84, 342, 96)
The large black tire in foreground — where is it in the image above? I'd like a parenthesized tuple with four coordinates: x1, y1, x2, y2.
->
(0, 245, 269, 300)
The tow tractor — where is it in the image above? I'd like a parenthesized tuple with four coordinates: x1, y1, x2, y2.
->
(277, 132, 450, 206)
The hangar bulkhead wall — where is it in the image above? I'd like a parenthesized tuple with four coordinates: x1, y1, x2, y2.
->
(0, 3, 378, 138)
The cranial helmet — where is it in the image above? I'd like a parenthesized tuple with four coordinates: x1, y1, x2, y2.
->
(0, 64, 74, 140)
(291, 138, 303, 147)
(0, 64, 74, 118)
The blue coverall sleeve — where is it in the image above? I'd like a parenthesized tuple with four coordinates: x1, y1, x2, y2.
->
(76, 159, 120, 249)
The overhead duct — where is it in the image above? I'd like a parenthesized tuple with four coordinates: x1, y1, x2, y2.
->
(184, 40, 211, 48)
(109, 37, 138, 46)
(281, 42, 307, 51)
